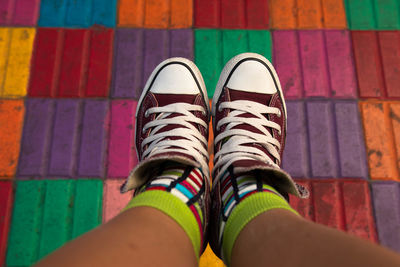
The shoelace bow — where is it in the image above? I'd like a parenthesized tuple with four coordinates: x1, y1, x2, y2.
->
(141, 103, 210, 175)
(213, 100, 282, 184)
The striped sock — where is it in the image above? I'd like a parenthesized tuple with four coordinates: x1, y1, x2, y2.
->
(123, 163, 206, 258)
(218, 167, 298, 265)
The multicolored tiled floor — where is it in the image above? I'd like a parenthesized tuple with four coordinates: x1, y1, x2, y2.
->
(0, 0, 400, 266)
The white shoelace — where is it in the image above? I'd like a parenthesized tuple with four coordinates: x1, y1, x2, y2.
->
(213, 100, 282, 183)
(141, 103, 209, 175)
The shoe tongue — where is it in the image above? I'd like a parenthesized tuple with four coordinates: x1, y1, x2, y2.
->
(225, 87, 277, 164)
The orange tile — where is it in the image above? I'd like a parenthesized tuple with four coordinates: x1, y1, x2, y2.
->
(170, 0, 193, 28)
(199, 244, 225, 267)
(297, 0, 322, 28)
(0, 100, 24, 177)
(389, 103, 400, 173)
(360, 102, 399, 180)
(321, 0, 347, 28)
(270, 0, 297, 29)
(118, 0, 144, 27)
(144, 0, 170, 28)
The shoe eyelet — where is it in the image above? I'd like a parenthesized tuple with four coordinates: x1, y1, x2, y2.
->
(277, 111, 281, 118)
(142, 128, 147, 134)
(145, 110, 150, 118)
(218, 106, 223, 112)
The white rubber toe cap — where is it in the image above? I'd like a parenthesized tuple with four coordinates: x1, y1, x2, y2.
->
(226, 60, 277, 94)
(150, 63, 199, 94)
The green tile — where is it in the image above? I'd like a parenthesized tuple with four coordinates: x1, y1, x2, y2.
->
(374, 0, 400, 29)
(195, 29, 222, 98)
(71, 180, 103, 238)
(345, 0, 376, 29)
(38, 180, 74, 259)
(195, 29, 272, 98)
(7, 180, 45, 266)
(7, 179, 103, 266)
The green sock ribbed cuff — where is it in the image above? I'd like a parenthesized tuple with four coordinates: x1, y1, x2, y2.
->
(123, 191, 201, 259)
(222, 191, 298, 265)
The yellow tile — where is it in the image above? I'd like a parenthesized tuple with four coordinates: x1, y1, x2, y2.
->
(3, 28, 35, 98)
(0, 28, 11, 96)
(199, 245, 225, 267)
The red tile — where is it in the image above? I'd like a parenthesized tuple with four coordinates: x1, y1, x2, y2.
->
(246, 0, 269, 29)
(0, 181, 13, 265)
(341, 180, 378, 242)
(29, 28, 62, 97)
(86, 27, 113, 97)
(221, 0, 246, 28)
(58, 29, 89, 97)
(352, 31, 385, 98)
(378, 31, 400, 99)
(194, 0, 220, 28)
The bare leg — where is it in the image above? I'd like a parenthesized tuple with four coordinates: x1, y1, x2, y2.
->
(232, 209, 400, 267)
(35, 207, 197, 267)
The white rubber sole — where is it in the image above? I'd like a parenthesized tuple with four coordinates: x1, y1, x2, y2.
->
(211, 52, 287, 125)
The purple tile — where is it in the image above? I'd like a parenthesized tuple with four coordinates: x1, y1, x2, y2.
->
(77, 100, 109, 178)
(142, 29, 169, 86)
(307, 101, 339, 177)
(170, 29, 193, 60)
(112, 29, 144, 98)
(48, 100, 81, 177)
(372, 182, 400, 252)
(334, 101, 368, 178)
(18, 99, 54, 177)
(282, 101, 309, 177)
(299, 30, 330, 97)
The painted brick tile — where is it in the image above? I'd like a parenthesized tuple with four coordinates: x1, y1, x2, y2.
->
(0, 27, 35, 98)
(371, 182, 400, 252)
(290, 179, 377, 242)
(18, 99, 109, 179)
(6, 180, 103, 266)
(103, 179, 131, 223)
(299, 30, 330, 97)
(38, 0, 116, 27)
(282, 101, 309, 177)
(273, 31, 303, 98)
(282, 100, 367, 179)
(307, 101, 339, 178)
(0, 181, 13, 265)
(274, 30, 357, 99)
(47, 100, 81, 177)
(18, 99, 55, 177)
(194, 0, 269, 29)
(77, 100, 109, 178)
(378, 31, 400, 99)
(345, 0, 400, 29)
(107, 100, 138, 178)
(29, 27, 113, 98)
(360, 102, 399, 180)
(0, 100, 24, 178)
(390, 103, 400, 172)
(270, 0, 346, 29)
(0, 0, 40, 25)
(352, 31, 385, 99)
(195, 29, 272, 98)
(334, 101, 368, 178)
(199, 245, 225, 267)
(118, 0, 192, 28)
(112, 29, 193, 99)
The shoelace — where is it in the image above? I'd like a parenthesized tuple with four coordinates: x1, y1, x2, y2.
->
(141, 102, 210, 175)
(213, 100, 282, 184)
